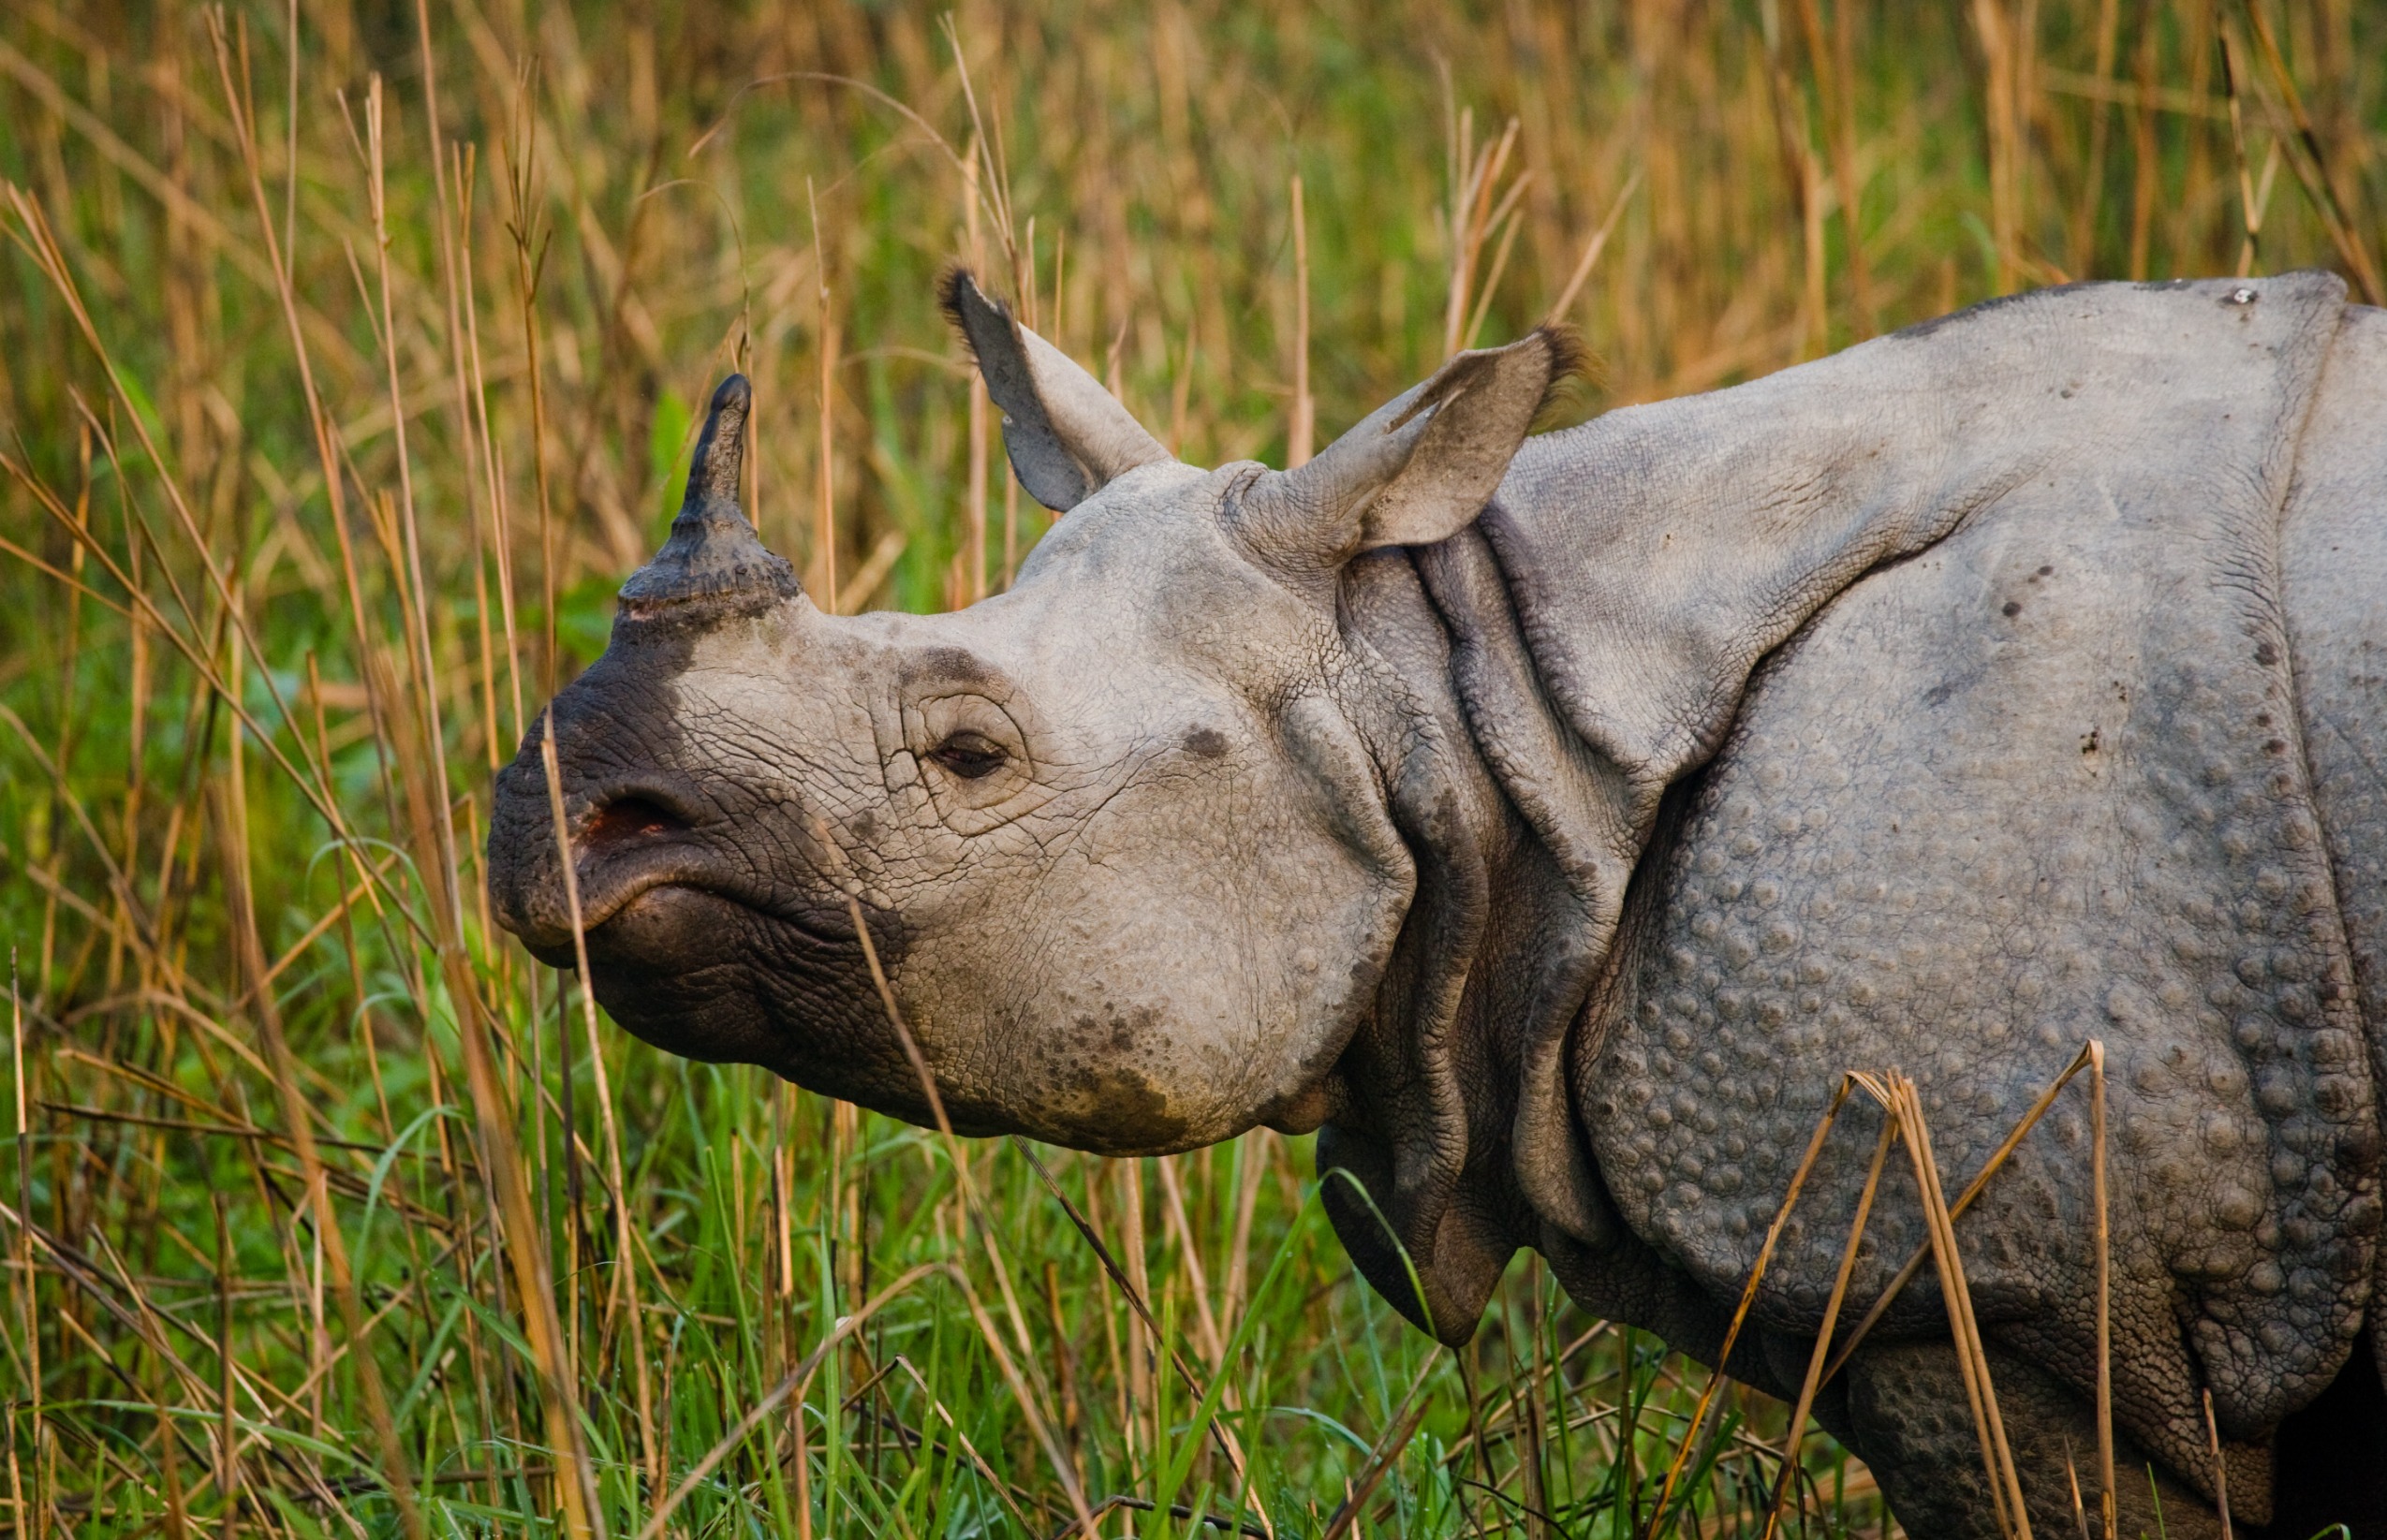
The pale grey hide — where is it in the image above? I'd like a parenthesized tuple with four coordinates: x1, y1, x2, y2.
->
(489, 271, 2387, 1536)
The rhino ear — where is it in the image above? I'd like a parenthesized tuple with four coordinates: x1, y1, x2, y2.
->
(1234, 328, 1581, 574)
(941, 268, 1171, 512)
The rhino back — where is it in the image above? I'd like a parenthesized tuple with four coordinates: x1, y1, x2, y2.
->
(1577, 291, 2381, 1473)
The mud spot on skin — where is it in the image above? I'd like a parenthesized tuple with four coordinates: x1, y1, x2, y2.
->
(1183, 726, 1229, 759)
(1052, 1007, 1189, 1150)
(1069, 1066, 1189, 1151)
(1074, 1009, 1150, 1054)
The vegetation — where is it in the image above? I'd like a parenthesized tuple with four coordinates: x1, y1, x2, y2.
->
(2, 0, 2380, 1533)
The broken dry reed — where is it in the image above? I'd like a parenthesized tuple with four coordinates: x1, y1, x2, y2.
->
(2201, 1387, 2232, 1540)
(1647, 1071, 1858, 1535)
(4, 0, 2380, 1533)
(1761, 1102, 1896, 1539)
(1679, 1046, 2118, 1540)
(1884, 1068, 2031, 1539)
(1819, 1041, 2111, 1384)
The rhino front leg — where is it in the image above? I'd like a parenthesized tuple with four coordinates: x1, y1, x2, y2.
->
(1842, 1340, 2224, 1539)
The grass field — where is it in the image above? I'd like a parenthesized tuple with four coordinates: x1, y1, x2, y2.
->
(2, 1, 2382, 1533)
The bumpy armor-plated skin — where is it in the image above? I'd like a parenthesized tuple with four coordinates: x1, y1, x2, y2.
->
(1592, 298, 2375, 1466)
(1415, 273, 2383, 1527)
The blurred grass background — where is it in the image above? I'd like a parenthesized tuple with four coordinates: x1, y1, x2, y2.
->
(1, 0, 2381, 1533)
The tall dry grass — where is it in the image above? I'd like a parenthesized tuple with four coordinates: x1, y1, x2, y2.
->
(1, 0, 2380, 1534)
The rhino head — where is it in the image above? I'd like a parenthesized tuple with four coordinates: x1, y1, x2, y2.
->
(487, 272, 1571, 1162)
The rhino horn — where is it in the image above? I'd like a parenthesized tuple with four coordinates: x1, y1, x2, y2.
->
(619, 374, 804, 615)
(942, 268, 1171, 512)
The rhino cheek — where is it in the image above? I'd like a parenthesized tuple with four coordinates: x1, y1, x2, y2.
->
(893, 770, 1399, 1156)
(1017, 1014, 1203, 1154)
(958, 996, 1276, 1155)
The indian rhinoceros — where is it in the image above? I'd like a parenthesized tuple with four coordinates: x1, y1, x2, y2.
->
(488, 269, 2387, 1535)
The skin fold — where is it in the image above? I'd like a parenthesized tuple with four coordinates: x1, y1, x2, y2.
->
(489, 271, 2387, 1534)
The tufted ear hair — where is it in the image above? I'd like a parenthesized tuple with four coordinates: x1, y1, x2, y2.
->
(1231, 328, 1582, 578)
(941, 269, 1172, 512)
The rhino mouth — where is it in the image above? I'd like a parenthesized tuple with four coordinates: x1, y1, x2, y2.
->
(502, 780, 766, 969)
(516, 782, 859, 971)
(540, 804, 915, 1097)
(556, 796, 700, 934)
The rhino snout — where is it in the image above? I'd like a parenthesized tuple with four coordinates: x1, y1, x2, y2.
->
(487, 755, 705, 961)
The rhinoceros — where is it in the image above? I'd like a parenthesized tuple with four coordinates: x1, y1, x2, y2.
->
(489, 269, 2387, 1535)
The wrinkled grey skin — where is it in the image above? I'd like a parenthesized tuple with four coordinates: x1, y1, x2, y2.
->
(490, 271, 2387, 1535)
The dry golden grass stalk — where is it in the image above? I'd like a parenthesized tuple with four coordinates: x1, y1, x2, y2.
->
(2218, 24, 2263, 279)
(1289, 172, 1313, 469)
(892, 1353, 1042, 1535)
(1820, 1041, 2106, 1383)
(3, 190, 354, 846)
(1680, 1041, 2121, 1536)
(1545, 169, 1640, 329)
(1974, 0, 2024, 291)
(1649, 1073, 1858, 1533)
(14, 113, 446, 1535)
(2066, 0, 2125, 277)
(634, 1260, 951, 1540)
(1443, 110, 1524, 358)
(210, 1191, 234, 1511)
(2235, 0, 2383, 304)
(2202, 1387, 2232, 1540)
(9, 962, 38, 1530)
(352, 69, 601, 1533)
(832, 869, 1102, 1537)
(538, 712, 660, 1516)
(1760, 0, 1830, 357)
(1881, 1069, 2031, 1538)
(2091, 1039, 2114, 1540)
(1154, 1151, 1226, 1371)
(1463, 169, 1533, 356)
(1013, 1137, 1276, 1540)
(964, 140, 990, 600)
(1318, 1351, 1439, 1540)
(1761, 1106, 1897, 1538)
(810, 175, 842, 613)
(217, 769, 426, 1540)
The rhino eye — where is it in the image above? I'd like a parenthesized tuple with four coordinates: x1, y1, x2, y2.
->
(929, 732, 1009, 780)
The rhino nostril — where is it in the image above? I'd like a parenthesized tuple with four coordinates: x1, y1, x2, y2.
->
(582, 795, 688, 855)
